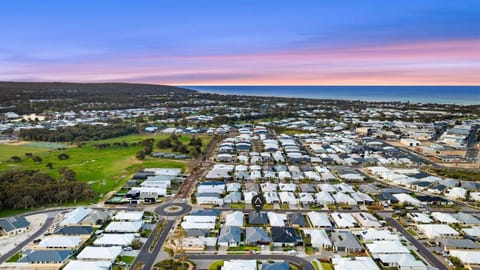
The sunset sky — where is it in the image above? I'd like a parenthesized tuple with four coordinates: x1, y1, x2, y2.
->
(1, 1, 479, 85)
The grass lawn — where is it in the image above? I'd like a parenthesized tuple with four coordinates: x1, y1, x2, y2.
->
(305, 246, 316, 255)
(0, 134, 195, 216)
(311, 260, 320, 270)
(6, 252, 21, 262)
(0, 143, 53, 161)
(209, 260, 224, 270)
(407, 228, 418, 236)
(119, 256, 136, 264)
(321, 262, 333, 270)
(230, 203, 245, 209)
(227, 245, 261, 251)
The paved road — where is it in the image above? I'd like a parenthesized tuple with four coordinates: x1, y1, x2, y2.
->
(175, 138, 218, 199)
(130, 220, 175, 270)
(465, 125, 479, 161)
(185, 254, 314, 270)
(386, 217, 448, 270)
(155, 202, 192, 217)
(0, 217, 55, 263)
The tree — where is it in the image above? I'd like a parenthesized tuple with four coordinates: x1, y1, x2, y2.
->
(131, 239, 143, 250)
(57, 153, 70, 160)
(10, 156, 21, 162)
(46, 162, 54, 169)
(171, 227, 188, 268)
(157, 139, 172, 149)
(32, 155, 42, 163)
(136, 150, 146, 160)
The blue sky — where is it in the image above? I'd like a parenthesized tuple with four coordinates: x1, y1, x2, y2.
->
(1, 0, 479, 85)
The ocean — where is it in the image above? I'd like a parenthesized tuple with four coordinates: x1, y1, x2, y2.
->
(181, 86, 480, 105)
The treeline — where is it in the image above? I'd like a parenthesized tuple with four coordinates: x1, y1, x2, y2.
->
(0, 168, 94, 210)
(428, 167, 480, 182)
(19, 123, 137, 142)
(0, 82, 195, 114)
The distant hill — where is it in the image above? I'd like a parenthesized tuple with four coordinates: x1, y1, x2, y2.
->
(0, 81, 197, 113)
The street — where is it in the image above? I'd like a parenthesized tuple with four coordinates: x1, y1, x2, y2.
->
(386, 217, 448, 270)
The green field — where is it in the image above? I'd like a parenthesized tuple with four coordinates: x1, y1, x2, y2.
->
(0, 134, 210, 201)
(0, 144, 53, 161)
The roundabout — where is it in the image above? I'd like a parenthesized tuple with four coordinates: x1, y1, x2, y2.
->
(155, 202, 192, 216)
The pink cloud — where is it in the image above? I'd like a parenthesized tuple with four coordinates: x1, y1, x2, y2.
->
(1, 39, 479, 85)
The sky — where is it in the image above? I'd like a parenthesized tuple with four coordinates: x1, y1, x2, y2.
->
(1, 0, 479, 85)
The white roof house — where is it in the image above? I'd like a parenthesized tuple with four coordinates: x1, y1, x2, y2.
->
(279, 192, 298, 205)
(299, 193, 315, 204)
(366, 240, 409, 255)
(63, 260, 112, 270)
(226, 183, 241, 192)
(38, 236, 82, 249)
(450, 250, 480, 265)
(304, 171, 321, 181)
(355, 229, 399, 241)
(243, 191, 257, 204)
(333, 192, 357, 205)
(94, 234, 135, 246)
(77, 246, 122, 261)
(332, 257, 380, 270)
(222, 259, 257, 270)
(393, 193, 421, 206)
(351, 212, 381, 228)
(445, 187, 467, 199)
(307, 212, 332, 228)
(417, 224, 460, 239)
(331, 212, 357, 228)
(315, 191, 335, 205)
(278, 171, 292, 180)
(60, 207, 92, 226)
(463, 226, 480, 237)
(267, 212, 287, 227)
(264, 192, 279, 204)
(130, 187, 166, 197)
(318, 183, 336, 192)
(279, 183, 296, 192)
(105, 221, 143, 233)
(225, 211, 244, 227)
(113, 211, 144, 221)
(260, 183, 277, 192)
(303, 229, 332, 249)
(431, 212, 459, 224)
(408, 213, 433, 224)
(198, 183, 225, 194)
(376, 254, 426, 270)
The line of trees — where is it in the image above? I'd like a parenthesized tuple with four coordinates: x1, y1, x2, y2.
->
(19, 123, 137, 142)
(0, 168, 94, 209)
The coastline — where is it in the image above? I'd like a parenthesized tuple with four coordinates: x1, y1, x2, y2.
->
(181, 85, 480, 105)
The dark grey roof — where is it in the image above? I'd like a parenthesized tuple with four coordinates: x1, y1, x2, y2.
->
(54, 226, 93, 235)
(262, 262, 290, 270)
(300, 183, 316, 193)
(410, 172, 431, 179)
(218, 226, 241, 243)
(288, 213, 306, 227)
(271, 227, 301, 243)
(191, 209, 221, 216)
(248, 211, 268, 225)
(441, 239, 480, 249)
(0, 216, 30, 233)
(245, 227, 270, 244)
(331, 231, 362, 251)
(18, 250, 71, 263)
(377, 192, 399, 203)
(452, 212, 480, 225)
